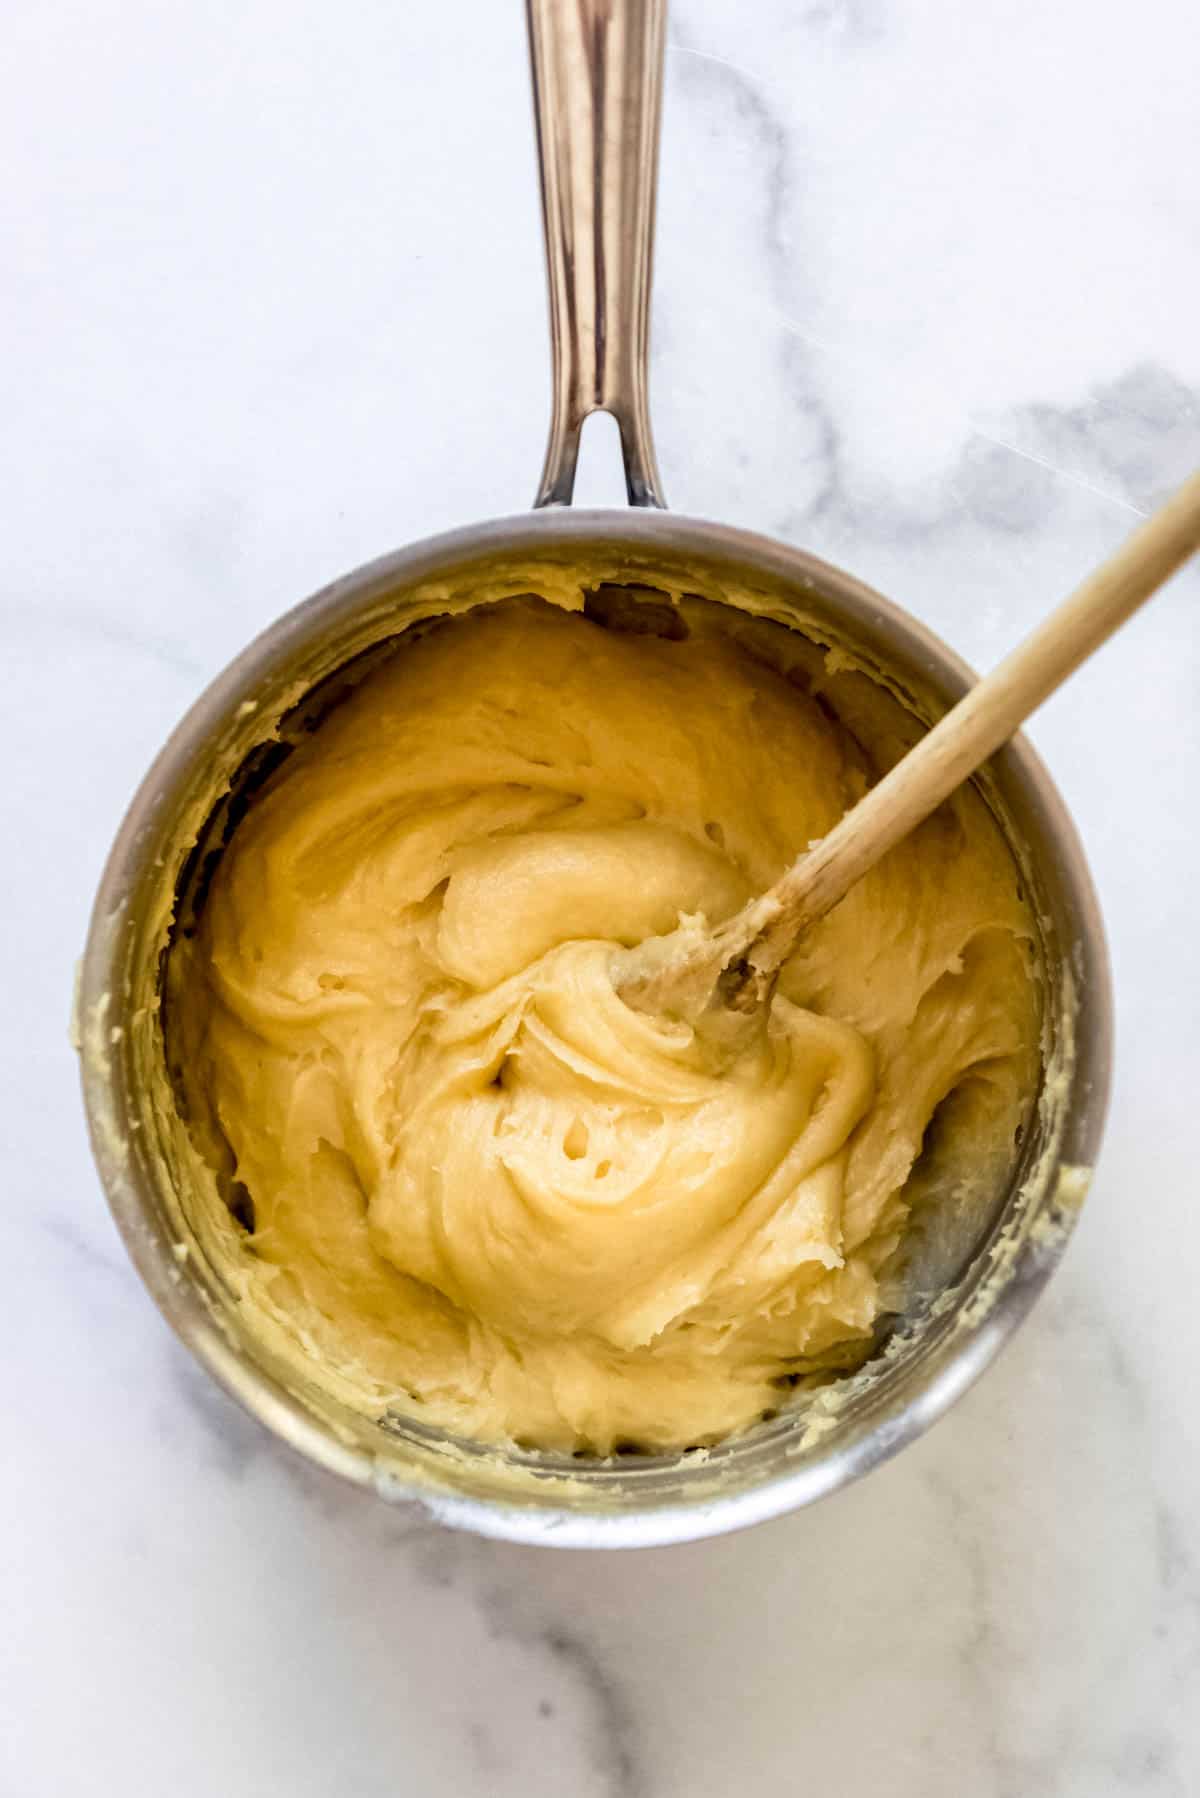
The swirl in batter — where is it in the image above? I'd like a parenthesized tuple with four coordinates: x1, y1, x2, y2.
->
(172, 599, 1039, 1453)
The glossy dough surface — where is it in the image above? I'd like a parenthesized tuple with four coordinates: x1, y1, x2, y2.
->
(173, 601, 1039, 1453)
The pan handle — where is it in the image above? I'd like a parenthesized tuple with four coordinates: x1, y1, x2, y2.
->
(526, 0, 667, 509)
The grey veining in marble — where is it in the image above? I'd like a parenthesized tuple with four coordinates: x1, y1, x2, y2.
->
(3, 0, 1199, 1793)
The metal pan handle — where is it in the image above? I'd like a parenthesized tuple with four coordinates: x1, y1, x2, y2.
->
(526, 0, 667, 509)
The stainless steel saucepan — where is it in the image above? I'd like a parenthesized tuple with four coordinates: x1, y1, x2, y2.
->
(77, 0, 1111, 1547)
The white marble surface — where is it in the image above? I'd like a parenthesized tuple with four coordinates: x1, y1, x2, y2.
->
(4, 1, 1199, 1792)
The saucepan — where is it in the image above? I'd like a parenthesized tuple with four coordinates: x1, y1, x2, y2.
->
(77, 0, 1111, 1547)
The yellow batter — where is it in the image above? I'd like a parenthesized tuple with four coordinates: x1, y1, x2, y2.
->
(172, 599, 1039, 1454)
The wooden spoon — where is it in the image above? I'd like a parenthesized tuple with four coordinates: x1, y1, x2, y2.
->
(616, 468, 1200, 1055)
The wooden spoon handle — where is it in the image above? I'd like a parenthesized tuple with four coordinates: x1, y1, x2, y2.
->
(749, 466, 1200, 972)
(755, 467, 1200, 968)
(619, 467, 1200, 1025)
